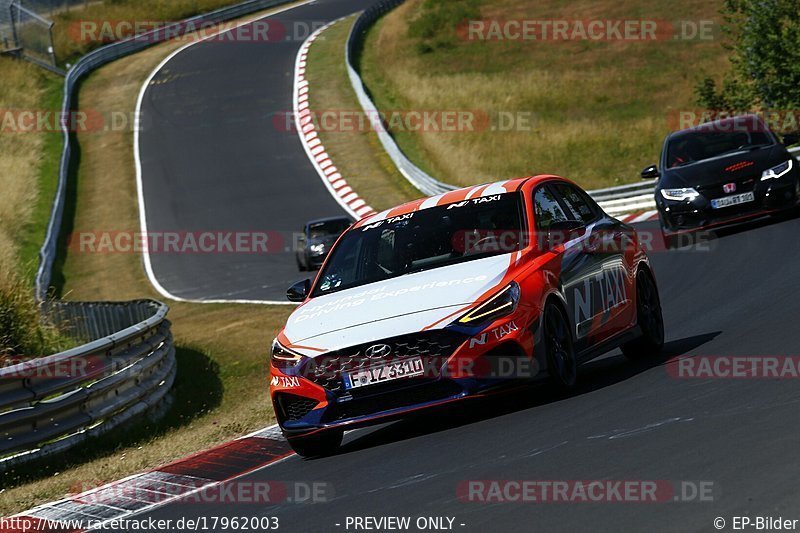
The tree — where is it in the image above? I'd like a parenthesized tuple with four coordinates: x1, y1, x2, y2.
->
(696, 0, 800, 110)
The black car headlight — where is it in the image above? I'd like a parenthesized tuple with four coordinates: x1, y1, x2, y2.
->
(456, 282, 520, 326)
(271, 338, 305, 369)
(761, 159, 793, 181)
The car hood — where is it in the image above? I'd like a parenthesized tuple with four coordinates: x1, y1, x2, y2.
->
(661, 144, 789, 188)
(282, 253, 517, 354)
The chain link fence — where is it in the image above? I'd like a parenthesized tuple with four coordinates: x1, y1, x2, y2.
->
(0, 0, 59, 70)
(10, 1, 56, 67)
(0, 0, 16, 51)
(16, 0, 90, 14)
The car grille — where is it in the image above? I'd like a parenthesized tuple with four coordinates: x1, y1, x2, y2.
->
(331, 381, 464, 421)
(300, 330, 468, 395)
(275, 393, 318, 421)
(698, 176, 757, 199)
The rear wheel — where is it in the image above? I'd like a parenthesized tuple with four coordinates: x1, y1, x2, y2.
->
(622, 270, 664, 359)
(544, 303, 577, 388)
(288, 429, 342, 458)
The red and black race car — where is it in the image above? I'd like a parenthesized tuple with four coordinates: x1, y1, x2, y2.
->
(270, 176, 664, 457)
(645, 114, 800, 238)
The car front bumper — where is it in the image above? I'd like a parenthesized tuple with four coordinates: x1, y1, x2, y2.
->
(657, 173, 799, 232)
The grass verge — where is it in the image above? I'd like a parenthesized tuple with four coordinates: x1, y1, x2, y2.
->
(357, 0, 730, 190)
(0, 58, 72, 359)
(305, 15, 419, 211)
(1, 5, 304, 515)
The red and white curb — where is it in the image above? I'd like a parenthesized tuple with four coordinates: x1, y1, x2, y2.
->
(1, 426, 291, 532)
(616, 210, 659, 225)
(293, 20, 376, 221)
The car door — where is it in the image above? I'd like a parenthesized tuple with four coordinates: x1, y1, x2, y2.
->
(544, 183, 634, 351)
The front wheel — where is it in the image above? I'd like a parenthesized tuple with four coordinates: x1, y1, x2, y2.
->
(288, 429, 343, 458)
(622, 270, 665, 359)
(544, 303, 577, 389)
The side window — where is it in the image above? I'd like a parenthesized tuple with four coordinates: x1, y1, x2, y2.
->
(533, 186, 568, 229)
(553, 183, 599, 224)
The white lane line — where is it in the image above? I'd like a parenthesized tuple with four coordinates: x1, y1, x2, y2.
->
(134, 1, 315, 306)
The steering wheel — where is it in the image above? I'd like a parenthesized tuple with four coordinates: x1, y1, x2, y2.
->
(464, 235, 501, 256)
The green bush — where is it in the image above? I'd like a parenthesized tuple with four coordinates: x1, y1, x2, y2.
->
(696, 0, 800, 110)
(0, 270, 63, 362)
(408, 0, 484, 54)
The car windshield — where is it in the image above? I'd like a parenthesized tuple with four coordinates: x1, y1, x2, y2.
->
(308, 219, 351, 239)
(312, 193, 525, 297)
(666, 128, 774, 168)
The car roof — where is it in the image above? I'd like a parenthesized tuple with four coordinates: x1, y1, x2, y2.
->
(306, 216, 353, 227)
(352, 175, 565, 228)
(669, 113, 769, 138)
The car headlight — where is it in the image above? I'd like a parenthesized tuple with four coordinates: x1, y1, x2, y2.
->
(271, 338, 305, 369)
(309, 243, 325, 255)
(660, 188, 700, 201)
(761, 159, 793, 181)
(456, 282, 520, 325)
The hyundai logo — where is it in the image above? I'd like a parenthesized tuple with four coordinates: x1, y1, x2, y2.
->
(364, 344, 391, 358)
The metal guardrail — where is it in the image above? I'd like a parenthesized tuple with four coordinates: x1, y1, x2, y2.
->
(35, 0, 294, 301)
(346, 0, 456, 197)
(0, 300, 175, 470)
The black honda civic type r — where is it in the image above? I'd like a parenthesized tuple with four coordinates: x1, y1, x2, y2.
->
(643, 114, 800, 236)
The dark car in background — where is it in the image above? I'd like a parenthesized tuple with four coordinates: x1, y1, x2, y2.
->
(296, 216, 352, 271)
(643, 114, 800, 238)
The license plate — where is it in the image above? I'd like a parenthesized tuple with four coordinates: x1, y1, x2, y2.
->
(711, 192, 755, 209)
(344, 357, 425, 390)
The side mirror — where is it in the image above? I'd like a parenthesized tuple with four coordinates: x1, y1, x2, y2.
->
(543, 220, 585, 250)
(641, 165, 660, 180)
(782, 133, 799, 146)
(287, 279, 311, 302)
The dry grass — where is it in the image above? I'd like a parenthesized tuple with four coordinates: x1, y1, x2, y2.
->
(0, 59, 46, 270)
(0, 58, 68, 360)
(305, 15, 419, 211)
(51, 0, 257, 63)
(359, 0, 730, 190)
(1, 5, 304, 515)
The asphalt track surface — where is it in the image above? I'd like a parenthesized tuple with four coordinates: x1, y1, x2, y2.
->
(117, 214, 800, 532)
(134, 1, 800, 530)
(137, 0, 379, 301)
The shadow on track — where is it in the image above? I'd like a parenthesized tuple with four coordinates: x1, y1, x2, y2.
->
(332, 331, 720, 457)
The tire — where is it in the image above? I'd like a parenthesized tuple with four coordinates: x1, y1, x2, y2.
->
(296, 255, 307, 272)
(622, 270, 665, 359)
(288, 430, 342, 458)
(543, 303, 577, 389)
